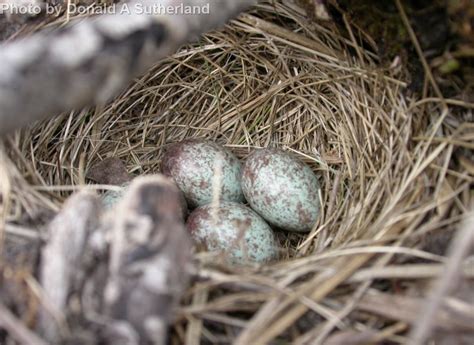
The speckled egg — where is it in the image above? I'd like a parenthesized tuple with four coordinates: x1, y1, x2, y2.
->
(186, 202, 279, 264)
(102, 182, 130, 209)
(101, 181, 188, 219)
(241, 148, 320, 232)
(161, 139, 244, 208)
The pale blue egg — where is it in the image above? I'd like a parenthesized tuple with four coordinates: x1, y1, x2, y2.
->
(187, 202, 279, 264)
(162, 139, 244, 208)
(241, 149, 320, 232)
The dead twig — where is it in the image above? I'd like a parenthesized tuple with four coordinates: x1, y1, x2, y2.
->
(409, 212, 474, 344)
(0, 0, 256, 135)
(39, 191, 101, 343)
(358, 289, 474, 333)
(104, 175, 192, 344)
(0, 302, 49, 345)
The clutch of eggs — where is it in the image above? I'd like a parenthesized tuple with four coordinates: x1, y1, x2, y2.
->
(161, 140, 321, 264)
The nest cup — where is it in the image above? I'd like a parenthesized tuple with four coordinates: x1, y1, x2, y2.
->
(2, 1, 472, 343)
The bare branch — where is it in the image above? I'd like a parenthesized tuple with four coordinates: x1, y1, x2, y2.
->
(409, 212, 474, 344)
(0, 0, 256, 135)
(0, 302, 49, 345)
(104, 175, 192, 344)
(39, 192, 102, 343)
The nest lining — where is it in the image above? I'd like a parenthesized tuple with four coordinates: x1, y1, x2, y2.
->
(1, 1, 473, 344)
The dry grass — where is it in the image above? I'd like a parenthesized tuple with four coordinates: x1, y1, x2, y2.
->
(1, 1, 473, 344)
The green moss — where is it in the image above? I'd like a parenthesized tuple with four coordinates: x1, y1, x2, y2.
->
(336, 0, 410, 59)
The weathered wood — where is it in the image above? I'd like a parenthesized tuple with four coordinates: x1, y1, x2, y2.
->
(103, 175, 191, 345)
(37, 175, 192, 344)
(0, 0, 256, 135)
(0, 302, 49, 345)
(39, 191, 102, 343)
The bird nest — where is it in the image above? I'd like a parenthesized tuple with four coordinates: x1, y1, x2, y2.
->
(1, 1, 473, 344)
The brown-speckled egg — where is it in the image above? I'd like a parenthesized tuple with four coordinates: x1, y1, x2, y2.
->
(241, 148, 320, 232)
(161, 139, 244, 208)
(186, 202, 279, 264)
